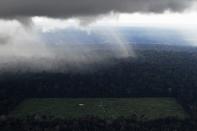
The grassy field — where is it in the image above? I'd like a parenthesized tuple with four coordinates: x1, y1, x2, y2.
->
(12, 98, 188, 120)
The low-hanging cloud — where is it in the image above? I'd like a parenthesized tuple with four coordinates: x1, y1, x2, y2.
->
(0, 35, 10, 45)
(0, 20, 135, 73)
(0, 0, 195, 73)
(0, 0, 195, 18)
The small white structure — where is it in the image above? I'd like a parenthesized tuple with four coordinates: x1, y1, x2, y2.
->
(78, 104, 85, 106)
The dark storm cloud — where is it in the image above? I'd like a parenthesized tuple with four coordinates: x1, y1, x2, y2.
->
(0, 0, 194, 18)
(16, 17, 33, 27)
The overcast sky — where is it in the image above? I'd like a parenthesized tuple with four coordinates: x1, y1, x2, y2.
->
(0, 0, 197, 71)
(0, 0, 196, 29)
(0, 0, 194, 17)
(0, 0, 196, 25)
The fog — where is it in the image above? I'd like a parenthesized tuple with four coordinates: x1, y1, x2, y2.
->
(1, 9, 197, 72)
(0, 19, 135, 72)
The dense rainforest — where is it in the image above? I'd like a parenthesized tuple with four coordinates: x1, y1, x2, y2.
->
(0, 45, 197, 130)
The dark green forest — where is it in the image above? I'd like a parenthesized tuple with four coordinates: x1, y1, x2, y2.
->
(0, 47, 197, 130)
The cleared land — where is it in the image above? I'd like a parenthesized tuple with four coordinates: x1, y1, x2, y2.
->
(12, 98, 188, 120)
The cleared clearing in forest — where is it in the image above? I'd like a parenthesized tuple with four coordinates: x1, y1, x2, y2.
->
(12, 98, 188, 120)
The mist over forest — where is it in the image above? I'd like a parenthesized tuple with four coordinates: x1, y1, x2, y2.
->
(1, 0, 197, 130)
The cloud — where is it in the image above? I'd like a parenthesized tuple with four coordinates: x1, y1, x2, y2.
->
(0, 0, 195, 72)
(16, 17, 33, 28)
(0, 0, 194, 18)
(0, 19, 136, 72)
(0, 35, 10, 45)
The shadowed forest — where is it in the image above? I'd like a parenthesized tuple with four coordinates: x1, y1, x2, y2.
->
(0, 45, 197, 130)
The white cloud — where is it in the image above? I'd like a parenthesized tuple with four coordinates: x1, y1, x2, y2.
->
(32, 11, 197, 31)
(1, 8, 197, 72)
